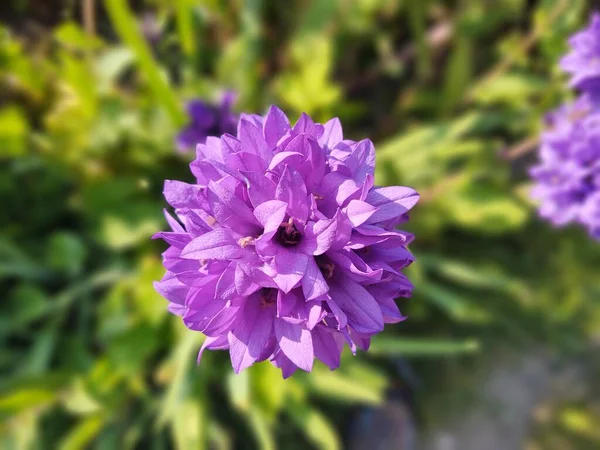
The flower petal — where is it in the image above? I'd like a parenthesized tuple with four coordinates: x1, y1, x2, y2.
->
(253, 199, 288, 234)
(365, 186, 420, 223)
(312, 326, 342, 370)
(207, 179, 261, 235)
(181, 228, 242, 260)
(274, 318, 314, 372)
(329, 276, 384, 335)
(301, 258, 329, 301)
(228, 297, 274, 373)
(264, 105, 291, 148)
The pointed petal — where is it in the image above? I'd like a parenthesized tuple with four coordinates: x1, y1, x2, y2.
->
(312, 326, 342, 370)
(298, 217, 338, 256)
(241, 171, 277, 208)
(319, 117, 343, 150)
(301, 258, 329, 301)
(273, 250, 309, 293)
(228, 298, 274, 373)
(253, 199, 287, 234)
(365, 186, 420, 223)
(264, 105, 291, 148)
(181, 228, 243, 260)
(163, 180, 204, 209)
(274, 319, 314, 372)
(238, 119, 271, 163)
(329, 277, 384, 335)
(345, 199, 378, 227)
(207, 179, 261, 235)
(275, 166, 309, 222)
(197, 335, 229, 364)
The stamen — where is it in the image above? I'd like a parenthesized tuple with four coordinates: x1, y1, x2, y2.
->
(238, 236, 255, 248)
(206, 216, 217, 227)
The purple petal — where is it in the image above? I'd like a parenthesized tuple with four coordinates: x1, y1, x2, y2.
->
(274, 318, 314, 372)
(197, 335, 229, 364)
(298, 217, 338, 255)
(253, 199, 287, 234)
(329, 276, 384, 335)
(319, 117, 343, 150)
(312, 326, 342, 370)
(207, 179, 261, 235)
(228, 297, 275, 373)
(163, 180, 204, 209)
(301, 258, 329, 301)
(272, 249, 309, 293)
(345, 199, 378, 226)
(264, 105, 291, 148)
(241, 171, 277, 207)
(238, 119, 271, 163)
(270, 351, 298, 379)
(343, 139, 376, 182)
(275, 166, 309, 222)
(181, 228, 243, 260)
(365, 186, 420, 224)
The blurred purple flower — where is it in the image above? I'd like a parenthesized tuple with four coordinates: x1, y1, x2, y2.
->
(154, 106, 419, 377)
(530, 94, 600, 239)
(560, 12, 600, 92)
(176, 93, 238, 152)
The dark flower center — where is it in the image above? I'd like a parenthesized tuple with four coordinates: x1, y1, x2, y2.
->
(260, 288, 277, 308)
(315, 255, 335, 279)
(276, 218, 301, 247)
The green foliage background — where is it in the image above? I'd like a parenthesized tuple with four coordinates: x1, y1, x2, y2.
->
(1, 0, 599, 449)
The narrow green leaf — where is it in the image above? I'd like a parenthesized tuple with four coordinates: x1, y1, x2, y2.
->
(174, 0, 196, 57)
(288, 404, 341, 450)
(308, 370, 384, 405)
(59, 415, 105, 450)
(247, 410, 275, 450)
(369, 337, 480, 357)
(104, 0, 185, 125)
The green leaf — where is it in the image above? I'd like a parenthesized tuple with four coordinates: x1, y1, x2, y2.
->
(0, 388, 56, 414)
(171, 400, 205, 450)
(0, 106, 29, 157)
(288, 404, 341, 450)
(174, 0, 197, 57)
(307, 368, 384, 405)
(45, 232, 87, 278)
(227, 369, 250, 413)
(157, 332, 204, 427)
(416, 283, 471, 320)
(62, 379, 103, 415)
(59, 415, 105, 450)
(472, 73, 546, 106)
(104, 0, 185, 125)
(445, 184, 529, 233)
(440, 33, 472, 114)
(249, 361, 287, 421)
(369, 337, 480, 356)
(247, 410, 275, 450)
(107, 323, 159, 374)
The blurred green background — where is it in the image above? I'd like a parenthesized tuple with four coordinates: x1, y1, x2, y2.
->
(1, 0, 600, 449)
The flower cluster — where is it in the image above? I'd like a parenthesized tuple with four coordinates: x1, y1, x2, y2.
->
(531, 14, 600, 240)
(176, 93, 238, 152)
(155, 107, 419, 376)
(560, 13, 600, 92)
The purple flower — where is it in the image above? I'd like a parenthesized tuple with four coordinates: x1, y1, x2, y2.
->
(530, 94, 600, 238)
(154, 107, 419, 377)
(560, 13, 600, 92)
(176, 93, 238, 152)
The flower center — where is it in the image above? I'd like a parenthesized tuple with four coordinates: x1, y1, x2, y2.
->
(260, 288, 277, 308)
(276, 217, 301, 247)
(315, 255, 335, 278)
